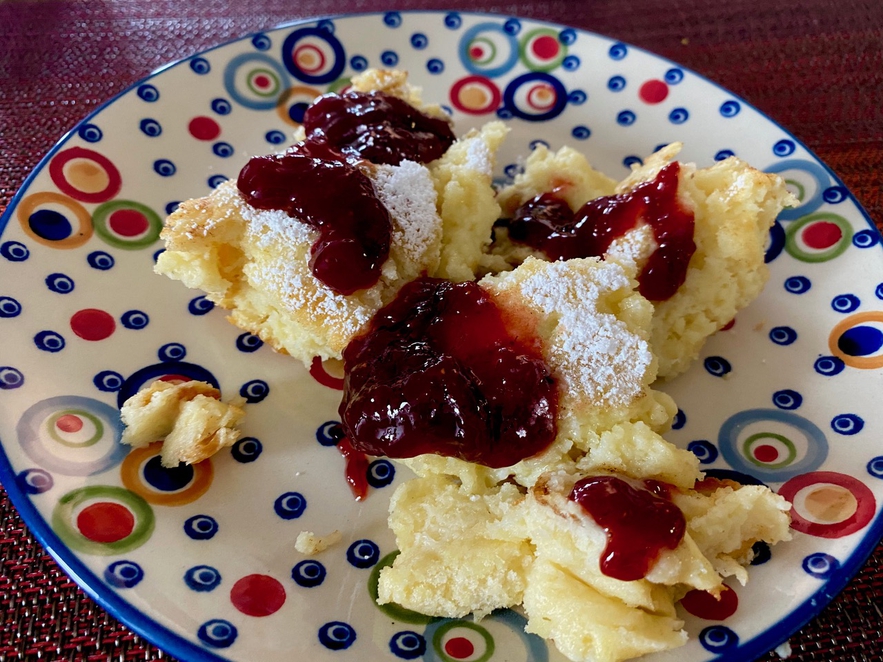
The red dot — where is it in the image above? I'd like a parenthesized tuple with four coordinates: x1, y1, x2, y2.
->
(70, 309, 115, 341)
(470, 46, 483, 60)
(230, 574, 286, 617)
(721, 319, 736, 331)
(56, 414, 84, 433)
(157, 374, 192, 384)
(680, 585, 739, 620)
(802, 221, 842, 249)
(754, 444, 779, 463)
(444, 637, 475, 659)
(253, 74, 270, 89)
(108, 209, 149, 237)
(532, 35, 560, 60)
(309, 356, 344, 390)
(639, 79, 669, 104)
(77, 502, 135, 543)
(188, 116, 221, 141)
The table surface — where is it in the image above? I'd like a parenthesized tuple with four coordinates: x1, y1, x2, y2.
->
(1, 0, 882, 660)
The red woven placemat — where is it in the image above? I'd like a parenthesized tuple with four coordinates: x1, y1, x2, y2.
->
(1, 1, 882, 660)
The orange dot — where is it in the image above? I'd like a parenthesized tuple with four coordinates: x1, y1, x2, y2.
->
(63, 159, 110, 193)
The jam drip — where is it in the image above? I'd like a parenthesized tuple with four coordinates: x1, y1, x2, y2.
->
(337, 437, 370, 501)
(569, 475, 686, 581)
(237, 139, 391, 295)
(505, 162, 695, 301)
(303, 91, 456, 166)
(340, 277, 558, 468)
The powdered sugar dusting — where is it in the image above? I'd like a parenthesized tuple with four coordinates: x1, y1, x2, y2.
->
(465, 135, 493, 177)
(606, 223, 657, 271)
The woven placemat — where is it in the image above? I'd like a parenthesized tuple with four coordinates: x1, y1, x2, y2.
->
(1, 0, 882, 660)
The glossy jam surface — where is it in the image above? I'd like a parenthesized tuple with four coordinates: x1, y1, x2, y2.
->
(336, 437, 369, 501)
(237, 139, 391, 295)
(506, 162, 695, 301)
(303, 91, 455, 166)
(340, 278, 558, 468)
(569, 475, 686, 581)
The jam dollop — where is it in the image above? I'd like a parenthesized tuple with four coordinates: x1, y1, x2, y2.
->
(237, 139, 391, 295)
(569, 475, 686, 581)
(340, 277, 558, 468)
(303, 91, 456, 166)
(505, 162, 695, 301)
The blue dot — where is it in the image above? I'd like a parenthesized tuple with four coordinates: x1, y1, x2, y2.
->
(668, 107, 689, 124)
(350, 55, 368, 71)
(769, 326, 797, 345)
(347, 539, 380, 568)
(784, 276, 811, 294)
(878, 283, 883, 300)
(198, 619, 237, 648)
(562, 55, 580, 71)
(609, 42, 628, 60)
(153, 159, 176, 176)
(104, 561, 143, 588)
(715, 149, 735, 161)
(814, 355, 845, 376)
(623, 155, 642, 169)
(367, 460, 395, 488)
(265, 130, 286, 145)
(496, 107, 513, 120)
(212, 142, 234, 158)
(444, 13, 461, 29)
(316, 19, 335, 34)
(867, 456, 883, 479)
(16, 468, 53, 495)
(773, 139, 796, 157)
(93, 370, 123, 392)
(208, 174, 228, 189)
(240, 379, 269, 403)
(504, 19, 522, 35)
(560, 28, 576, 45)
(571, 125, 591, 140)
(211, 98, 232, 115)
(831, 413, 863, 436)
(853, 230, 879, 248)
(137, 84, 159, 102)
(704, 356, 731, 377)
(672, 409, 686, 430)
(158, 342, 186, 362)
(383, 11, 402, 27)
(389, 630, 426, 659)
(688, 440, 718, 464)
(143, 455, 193, 491)
(121, 310, 149, 330)
(45, 273, 74, 294)
(750, 541, 771, 565)
(1, 241, 29, 262)
(607, 75, 626, 92)
(316, 421, 343, 447)
(381, 50, 399, 66)
(765, 220, 786, 263)
(831, 294, 860, 313)
(530, 139, 550, 151)
(0, 367, 24, 389)
(139, 118, 162, 137)
(0, 296, 21, 318)
(190, 57, 210, 74)
(665, 68, 684, 84)
(87, 251, 114, 270)
(235, 332, 263, 353)
(164, 201, 180, 215)
(410, 33, 428, 49)
(188, 295, 215, 315)
(838, 325, 883, 356)
(773, 389, 803, 410)
(231, 437, 262, 463)
(802, 552, 839, 579)
(427, 58, 444, 74)
(617, 110, 636, 126)
(184, 515, 219, 540)
(29, 210, 72, 241)
(251, 33, 271, 51)
(274, 492, 306, 519)
(78, 124, 103, 143)
(34, 330, 65, 353)
(719, 100, 741, 117)
(699, 625, 739, 652)
(185, 565, 222, 591)
(823, 186, 848, 203)
(319, 621, 356, 650)
(292, 560, 326, 588)
(568, 89, 587, 105)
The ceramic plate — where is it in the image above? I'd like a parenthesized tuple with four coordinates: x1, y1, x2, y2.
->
(1, 10, 881, 662)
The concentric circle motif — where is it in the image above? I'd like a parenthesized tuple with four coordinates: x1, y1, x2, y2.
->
(198, 619, 237, 648)
(281, 26, 346, 85)
(779, 471, 875, 538)
(48, 147, 122, 203)
(699, 625, 739, 652)
(17, 396, 127, 476)
(318, 621, 357, 650)
(802, 552, 840, 579)
(315, 420, 343, 446)
(450, 76, 501, 115)
(120, 441, 213, 506)
(223, 52, 291, 110)
(116, 361, 220, 408)
(828, 311, 883, 369)
(765, 159, 831, 220)
(519, 28, 566, 71)
(1, 366, 25, 389)
(231, 437, 262, 463)
(718, 409, 828, 482)
(687, 440, 718, 464)
(185, 565, 222, 592)
(276, 85, 322, 126)
(51, 485, 154, 555)
(390, 630, 427, 659)
(16, 468, 54, 495)
(423, 609, 547, 662)
(104, 560, 144, 588)
(458, 23, 519, 78)
(91, 200, 162, 250)
(502, 72, 567, 122)
(184, 514, 219, 540)
(367, 459, 396, 488)
(292, 559, 326, 588)
(17, 192, 93, 248)
(346, 539, 380, 568)
(274, 491, 306, 519)
(784, 213, 853, 263)
(1, 241, 29, 261)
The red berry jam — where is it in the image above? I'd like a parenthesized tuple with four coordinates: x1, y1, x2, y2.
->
(340, 277, 558, 468)
(237, 139, 391, 295)
(506, 162, 695, 301)
(303, 91, 456, 166)
(569, 475, 686, 581)
(336, 437, 370, 501)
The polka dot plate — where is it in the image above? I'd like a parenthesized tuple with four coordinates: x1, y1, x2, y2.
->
(1, 10, 881, 662)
